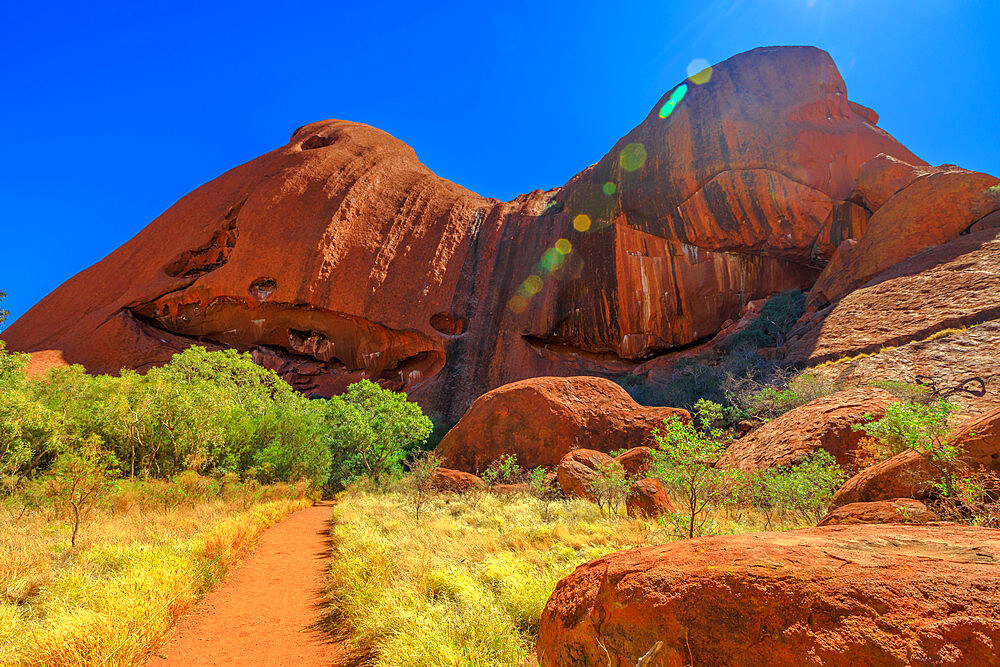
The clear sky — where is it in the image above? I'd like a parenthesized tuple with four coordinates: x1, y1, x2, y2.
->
(1, 0, 997, 329)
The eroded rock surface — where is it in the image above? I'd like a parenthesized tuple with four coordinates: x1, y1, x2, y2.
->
(625, 477, 674, 518)
(556, 449, 623, 500)
(538, 524, 1000, 666)
(717, 387, 897, 470)
(818, 498, 939, 526)
(3, 46, 932, 420)
(435, 376, 687, 473)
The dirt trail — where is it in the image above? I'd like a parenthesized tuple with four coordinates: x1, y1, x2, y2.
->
(148, 501, 343, 666)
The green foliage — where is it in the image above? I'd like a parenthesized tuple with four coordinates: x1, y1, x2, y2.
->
(853, 399, 961, 495)
(405, 449, 442, 521)
(324, 379, 433, 486)
(44, 436, 120, 546)
(726, 290, 806, 352)
(726, 372, 835, 423)
(650, 415, 735, 538)
(865, 379, 933, 404)
(482, 453, 522, 487)
(744, 450, 846, 526)
(585, 461, 633, 516)
(0, 290, 7, 328)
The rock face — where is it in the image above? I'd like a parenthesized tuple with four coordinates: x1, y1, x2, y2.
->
(832, 450, 938, 506)
(810, 168, 999, 305)
(428, 468, 485, 493)
(537, 524, 1000, 666)
(625, 477, 674, 518)
(818, 498, 939, 526)
(435, 377, 687, 472)
(948, 405, 1000, 473)
(555, 449, 623, 500)
(717, 387, 898, 470)
(3, 46, 935, 420)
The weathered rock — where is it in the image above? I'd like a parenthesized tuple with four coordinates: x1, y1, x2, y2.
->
(616, 447, 653, 478)
(537, 524, 1000, 666)
(852, 153, 946, 211)
(832, 450, 939, 506)
(800, 320, 1000, 419)
(556, 449, 623, 500)
(428, 468, 485, 494)
(3, 46, 929, 420)
(810, 168, 1000, 305)
(717, 387, 898, 470)
(489, 483, 532, 495)
(790, 228, 1000, 369)
(625, 477, 674, 518)
(948, 405, 1000, 473)
(818, 498, 939, 526)
(435, 377, 688, 473)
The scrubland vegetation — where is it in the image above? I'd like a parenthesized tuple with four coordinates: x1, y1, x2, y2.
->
(326, 480, 820, 667)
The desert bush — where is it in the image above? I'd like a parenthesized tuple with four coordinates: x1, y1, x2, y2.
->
(406, 450, 442, 521)
(866, 379, 933, 404)
(43, 436, 120, 547)
(585, 461, 633, 516)
(853, 399, 962, 496)
(481, 453, 522, 487)
(745, 451, 846, 527)
(726, 371, 836, 424)
(725, 290, 806, 352)
(935, 468, 1000, 527)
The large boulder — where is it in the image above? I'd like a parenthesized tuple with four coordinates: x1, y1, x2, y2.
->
(818, 498, 939, 526)
(810, 167, 999, 306)
(436, 377, 687, 472)
(832, 450, 939, 507)
(538, 524, 1000, 666)
(427, 468, 485, 493)
(717, 387, 898, 470)
(616, 447, 653, 478)
(949, 405, 1000, 473)
(3, 46, 931, 421)
(625, 478, 674, 518)
(556, 449, 623, 500)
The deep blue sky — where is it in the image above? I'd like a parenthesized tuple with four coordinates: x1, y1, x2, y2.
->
(1, 0, 997, 328)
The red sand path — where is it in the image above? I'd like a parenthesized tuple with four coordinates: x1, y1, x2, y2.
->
(148, 502, 343, 666)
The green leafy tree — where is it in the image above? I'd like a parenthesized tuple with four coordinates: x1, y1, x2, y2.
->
(324, 379, 433, 485)
(585, 461, 633, 516)
(44, 436, 119, 547)
(747, 450, 846, 527)
(405, 449, 442, 521)
(527, 466, 555, 520)
(854, 399, 961, 496)
(650, 410, 735, 539)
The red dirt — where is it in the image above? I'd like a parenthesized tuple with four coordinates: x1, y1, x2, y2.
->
(147, 502, 343, 666)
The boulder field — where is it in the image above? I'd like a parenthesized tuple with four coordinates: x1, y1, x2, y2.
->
(9, 45, 995, 421)
(537, 524, 1000, 666)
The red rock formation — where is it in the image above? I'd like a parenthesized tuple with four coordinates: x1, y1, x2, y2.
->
(428, 468, 485, 493)
(616, 447, 653, 478)
(832, 450, 939, 507)
(2, 46, 929, 420)
(817, 498, 939, 526)
(537, 524, 1000, 666)
(810, 168, 1000, 305)
(555, 449, 623, 500)
(625, 477, 674, 518)
(717, 387, 898, 470)
(435, 377, 687, 473)
(947, 405, 1000, 473)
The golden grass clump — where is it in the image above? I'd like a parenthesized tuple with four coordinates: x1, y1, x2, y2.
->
(326, 484, 810, 667)
(0, 479, 310, 666)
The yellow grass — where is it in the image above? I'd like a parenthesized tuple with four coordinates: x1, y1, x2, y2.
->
(0, 482, 311, 666)
(326, 484, 809, 666)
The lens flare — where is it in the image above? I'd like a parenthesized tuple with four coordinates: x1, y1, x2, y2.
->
(521, 274, 543, 296)
(602, 182, 617, 196)
(658, 83, 688, 118)
(555, 238, 572, 255)
(619, 143, 647, 172)
(573, 214, 592, 232)
(507, 295, 529, 314)
(540, 247, 565, 272)
(686, 58, 712, 85)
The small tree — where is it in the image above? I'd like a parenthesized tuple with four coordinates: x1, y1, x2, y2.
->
(406, 450, 441, 521)
(586, 462, 633, 516)
(853, 399, 961, 496)
(44, 436, 119, 547)
(527, 466, 555, 521)
(650, 413, 735, 539)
